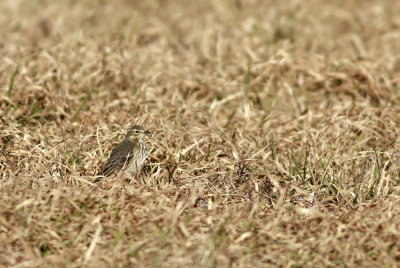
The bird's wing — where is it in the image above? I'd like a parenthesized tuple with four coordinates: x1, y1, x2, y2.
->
(99, 139, 136, 176)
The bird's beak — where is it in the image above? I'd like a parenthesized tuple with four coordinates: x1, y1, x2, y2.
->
(144, 130, 151, 134)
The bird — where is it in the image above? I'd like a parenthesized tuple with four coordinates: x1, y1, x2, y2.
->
(97, 125, 151, 179)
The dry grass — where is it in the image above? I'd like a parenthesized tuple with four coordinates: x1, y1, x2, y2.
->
(1, 0, 400, 267)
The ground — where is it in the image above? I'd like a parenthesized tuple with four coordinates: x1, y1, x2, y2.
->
(1, 0, 400, 267)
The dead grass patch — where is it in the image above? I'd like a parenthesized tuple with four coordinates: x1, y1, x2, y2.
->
(1, 0, 400, 267)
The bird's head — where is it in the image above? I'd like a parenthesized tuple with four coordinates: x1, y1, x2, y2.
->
(126, 125, 151, 142)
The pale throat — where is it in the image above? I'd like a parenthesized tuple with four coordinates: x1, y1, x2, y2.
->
(139, 135, 144, 142)
(128, 135, 144, 143)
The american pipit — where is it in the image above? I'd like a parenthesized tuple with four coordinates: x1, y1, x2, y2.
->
(98, 125, 151, 178)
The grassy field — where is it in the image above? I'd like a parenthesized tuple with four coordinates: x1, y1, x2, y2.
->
(1, 0, 400, 267)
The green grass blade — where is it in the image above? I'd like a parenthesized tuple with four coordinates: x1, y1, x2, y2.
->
(8, 67, 18, 98)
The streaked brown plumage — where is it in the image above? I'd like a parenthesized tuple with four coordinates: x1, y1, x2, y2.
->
(98, 125, 150, 178)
